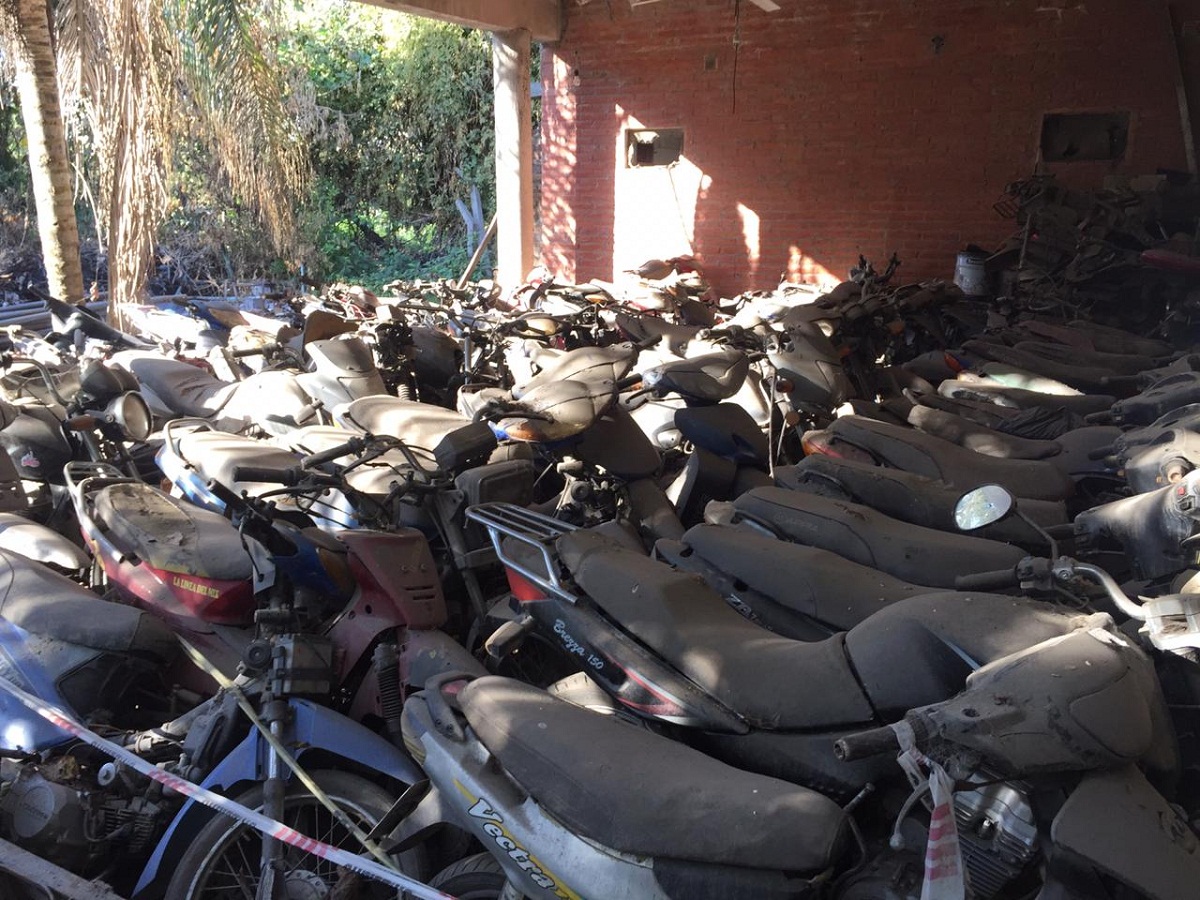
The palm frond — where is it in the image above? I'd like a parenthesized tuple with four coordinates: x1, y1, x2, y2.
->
(167, 0, 309, 254)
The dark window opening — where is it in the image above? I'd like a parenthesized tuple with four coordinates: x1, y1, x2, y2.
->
(626, 128, 684, 167)
(1040, 112, 1130, 162)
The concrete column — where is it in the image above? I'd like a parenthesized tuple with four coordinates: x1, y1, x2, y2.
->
(492, 28, 535, 288)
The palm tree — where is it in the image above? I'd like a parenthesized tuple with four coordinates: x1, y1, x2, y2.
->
(4, 0, 307, 323)
(0, 0, 85, 303)
(55, 0, 308, 324)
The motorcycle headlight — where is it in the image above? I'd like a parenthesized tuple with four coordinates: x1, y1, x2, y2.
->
(105, 392, 152, 442)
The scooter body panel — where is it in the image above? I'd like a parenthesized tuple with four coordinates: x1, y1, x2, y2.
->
(0, 618, 76, 752)
(131, 698, 424, 899)
(405, 698, 669, 900)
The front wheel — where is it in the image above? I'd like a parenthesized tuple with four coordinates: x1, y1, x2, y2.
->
(431, 853, 521, 898)
(165, 769, 427, 899)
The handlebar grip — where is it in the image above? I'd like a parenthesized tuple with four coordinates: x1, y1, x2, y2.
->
(954, 568, 1019, 591)
(833, 726, 900, 762)
(300, 437, 366, 469)
(1099, 374, 1140, 391)
(230, 342, 280, 359)
(230, 465, 298, 485)
(615, 373, 644, 391)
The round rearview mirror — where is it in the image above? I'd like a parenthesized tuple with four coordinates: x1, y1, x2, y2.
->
(954, 484, 1014, 531)
(106, 391, 152, 442)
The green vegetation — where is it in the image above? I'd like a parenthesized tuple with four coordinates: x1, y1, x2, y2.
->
(0, 0, 497, 294)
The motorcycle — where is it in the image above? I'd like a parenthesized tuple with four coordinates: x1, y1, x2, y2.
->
(0, 547, 430, 898)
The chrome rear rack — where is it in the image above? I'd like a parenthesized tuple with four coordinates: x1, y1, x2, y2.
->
(465, 502, 578, 599)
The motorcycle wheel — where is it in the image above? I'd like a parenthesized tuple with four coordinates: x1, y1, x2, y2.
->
(165, 769, 427, 899)
(430, 853, 518, 898)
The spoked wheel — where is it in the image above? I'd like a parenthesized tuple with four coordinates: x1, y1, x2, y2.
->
(430, 853, 520, 899)
(165, 770, 427, 899)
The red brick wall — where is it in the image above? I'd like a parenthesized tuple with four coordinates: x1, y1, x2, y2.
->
(539, 0, 1200, 297)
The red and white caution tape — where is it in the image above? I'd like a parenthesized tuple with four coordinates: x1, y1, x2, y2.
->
(0, 673, 455, 900)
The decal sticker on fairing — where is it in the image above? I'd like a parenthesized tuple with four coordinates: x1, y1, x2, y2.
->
(455, 783, 579, 899)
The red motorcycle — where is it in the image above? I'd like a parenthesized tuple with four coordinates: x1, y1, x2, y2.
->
(65, 451, 479, 727)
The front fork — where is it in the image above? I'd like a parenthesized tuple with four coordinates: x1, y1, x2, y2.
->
(258, 643, 294, 900)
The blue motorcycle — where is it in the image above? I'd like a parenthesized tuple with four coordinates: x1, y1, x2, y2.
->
(0, 546, 429, 898)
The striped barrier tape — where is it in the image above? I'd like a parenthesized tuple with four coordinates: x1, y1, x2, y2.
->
(0, 672, 456, 900)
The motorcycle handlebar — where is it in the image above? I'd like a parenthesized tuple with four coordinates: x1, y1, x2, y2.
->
(229, 342, 281, 359)
(833, 725, 900, 762)
(230, 465, 300, 485)
(230, 465, 343, 489)
(300, 437, 367, 469)
(954, 568, 1019, 591)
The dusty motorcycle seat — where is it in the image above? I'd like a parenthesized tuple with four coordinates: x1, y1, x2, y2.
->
(938, 379, 1116, 416)
(339, 397, 472, 453)
(514, 343, 636, 399)
(732, 487, 1025, 587)
(0, 548, 175, 661)
(1013, 340, 1158, 376)
(486, 379, 617, 443)
(643, 349, 749, 402)
(458, 676, 847, 873)
(126, 356, 233, 416)
(667, 525, 923, 628)
(775, 454, 1068, 545)
(907, 405, 1062, 460)
(826, 415, 1077, 500)
(615, 312, 704, 356)
(93, 483, 253, 581)
(125, 356, 313, 431)
(962, 340, 1123, 394)
(175, 430, 305, 493)
(556, 529, 876, 729)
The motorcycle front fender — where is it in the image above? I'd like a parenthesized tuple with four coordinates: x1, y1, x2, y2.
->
(131, 698, 423, 898)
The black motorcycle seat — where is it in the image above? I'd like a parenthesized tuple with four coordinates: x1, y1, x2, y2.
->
(459, 676, 847, 873)
(93, 483, 253, 581)
(556, 530, 875, 729)
(516, 343, 636, 398)
(826, 415, 1076, 501)
(938, 380, 1115, 416)
(775, 454, 1068, 545)
(677, 525, 922, 628)
(1012, 340, 1155, 376)
(1064, 319, 1173, 358)
(732, 486, 1025, 588)
(340, 397, 473, 453)
(963, 340, 1119, 394)
(907, 405, 1062, 460)
(644, 350, 749, 402)
(0, 549, 175, 660)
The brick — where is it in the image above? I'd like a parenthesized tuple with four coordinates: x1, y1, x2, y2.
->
(539, 0, 1197, 294)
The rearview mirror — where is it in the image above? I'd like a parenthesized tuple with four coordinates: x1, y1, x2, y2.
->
(954, 485, 1014, 531)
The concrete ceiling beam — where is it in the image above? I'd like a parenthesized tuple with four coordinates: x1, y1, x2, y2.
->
(355, 0, 562, 41)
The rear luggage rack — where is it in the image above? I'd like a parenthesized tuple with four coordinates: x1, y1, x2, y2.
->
(465, 502, 577, 597)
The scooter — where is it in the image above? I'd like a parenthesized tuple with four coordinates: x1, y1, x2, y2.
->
(390, 612, 1195, 899)
(465, 501, 1087, 804)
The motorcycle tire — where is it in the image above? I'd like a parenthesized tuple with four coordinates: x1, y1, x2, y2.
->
(431, 852, 514, 897)
(164, 769, 427, 899)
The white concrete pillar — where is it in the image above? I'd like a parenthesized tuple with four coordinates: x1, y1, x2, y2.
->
(492, 28, 535, 288)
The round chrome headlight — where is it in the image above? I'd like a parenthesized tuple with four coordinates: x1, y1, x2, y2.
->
(106, 391, 152, 442)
